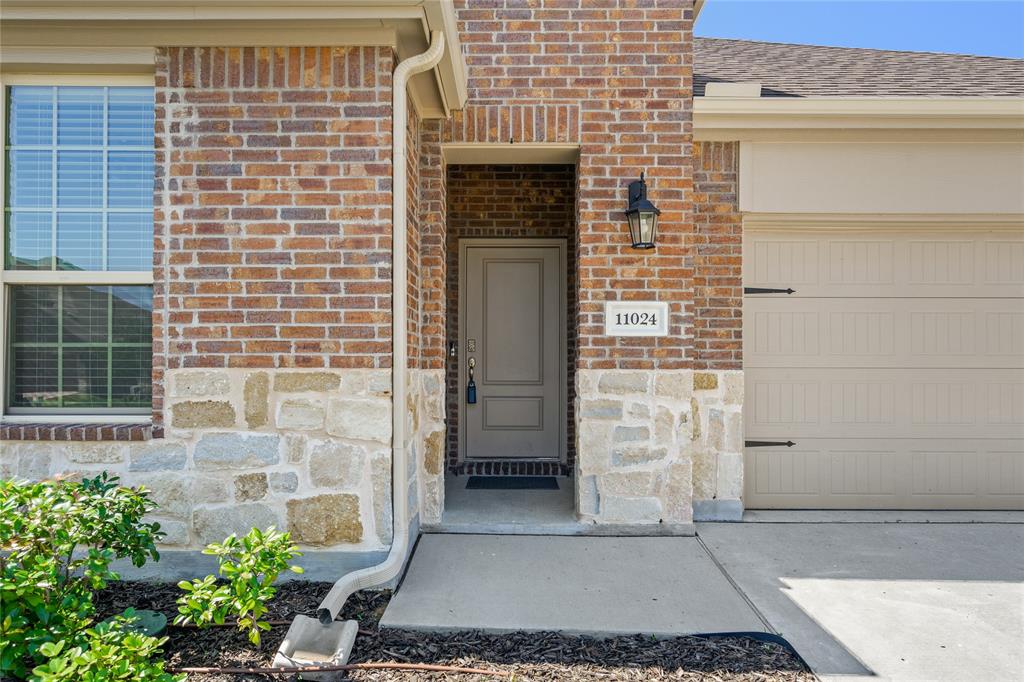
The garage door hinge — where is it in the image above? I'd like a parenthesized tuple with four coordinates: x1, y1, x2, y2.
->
(744, 440, 796, 448)
(744, 287, 795, 295)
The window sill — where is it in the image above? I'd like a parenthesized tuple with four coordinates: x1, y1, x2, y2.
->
(0, 422, 158, 442)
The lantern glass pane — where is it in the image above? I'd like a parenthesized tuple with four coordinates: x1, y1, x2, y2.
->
(627, 211, 641, 245)
(642, 212, 657, 244)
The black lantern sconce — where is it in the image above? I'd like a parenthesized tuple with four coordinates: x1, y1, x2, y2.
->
(624, 171, 660, 249)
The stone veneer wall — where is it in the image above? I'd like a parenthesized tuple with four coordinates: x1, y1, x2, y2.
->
(690, 370, 744, 520)
(575, 368, 743, 528)
(1, 369, 404, 552)
(412, 369, 447, 527)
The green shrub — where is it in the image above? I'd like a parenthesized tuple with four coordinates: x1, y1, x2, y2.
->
(0, 473, 163, 678)
(175, 526, 303, 645)
(32, 611, 184, 682)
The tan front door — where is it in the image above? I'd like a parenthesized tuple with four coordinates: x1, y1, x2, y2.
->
(459, 240, 566, 462)
(743, 223, 1024, 509)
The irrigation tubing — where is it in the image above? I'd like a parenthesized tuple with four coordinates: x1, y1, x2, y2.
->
(167, 661, 511, 677)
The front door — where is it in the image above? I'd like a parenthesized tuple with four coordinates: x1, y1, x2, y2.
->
(459, 240, 566, 462)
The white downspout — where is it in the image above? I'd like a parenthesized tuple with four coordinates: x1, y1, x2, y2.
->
(316, 29, 446, 625)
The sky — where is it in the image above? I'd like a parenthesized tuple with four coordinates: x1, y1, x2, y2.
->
(696, 1, 1024, 59)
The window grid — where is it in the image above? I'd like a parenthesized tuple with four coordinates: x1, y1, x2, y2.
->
(7, 286, 152, 412)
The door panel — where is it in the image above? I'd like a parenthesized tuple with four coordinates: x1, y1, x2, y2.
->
(461, 242, 565, 461)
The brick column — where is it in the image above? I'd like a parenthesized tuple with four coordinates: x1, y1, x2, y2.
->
(452, 2, 699, 529)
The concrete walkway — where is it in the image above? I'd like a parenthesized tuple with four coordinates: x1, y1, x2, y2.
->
(381, 534, 767, 636)
(698, 522, 1024, 682)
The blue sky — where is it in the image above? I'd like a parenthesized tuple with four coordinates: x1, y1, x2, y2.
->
(696, 1, 1024, 59)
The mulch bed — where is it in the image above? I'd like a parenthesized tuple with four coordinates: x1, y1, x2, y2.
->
(94, 581, 814, 681)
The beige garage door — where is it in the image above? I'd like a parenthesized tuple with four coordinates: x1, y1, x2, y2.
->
(743, 224, 1024, 509)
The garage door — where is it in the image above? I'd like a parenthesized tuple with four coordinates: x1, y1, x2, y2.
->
(743, 225, 1024, 509)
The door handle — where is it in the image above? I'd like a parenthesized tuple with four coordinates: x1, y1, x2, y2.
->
(466, 357, 477, 405)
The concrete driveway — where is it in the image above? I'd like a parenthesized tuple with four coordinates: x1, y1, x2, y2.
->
(698, 521, 1024, 682)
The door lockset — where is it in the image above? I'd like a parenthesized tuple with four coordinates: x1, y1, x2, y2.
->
(466, 357, 477, 405)
(467, 338, 477, 352)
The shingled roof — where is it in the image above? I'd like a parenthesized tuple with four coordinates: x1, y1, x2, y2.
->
(695, 37, 1024, 97)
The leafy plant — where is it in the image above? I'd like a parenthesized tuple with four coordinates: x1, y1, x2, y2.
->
(0, 473, 163, 678)
(175, 526, 303, 645)
(32, 611, 184, 682)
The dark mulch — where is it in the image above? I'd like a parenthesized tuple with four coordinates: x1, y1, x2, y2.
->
(94, 581, 813, 681)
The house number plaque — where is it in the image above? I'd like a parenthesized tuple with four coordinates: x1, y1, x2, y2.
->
(604, 301, 669, 337)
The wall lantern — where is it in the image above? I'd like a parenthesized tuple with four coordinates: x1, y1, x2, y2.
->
(624, 171, 660, 249)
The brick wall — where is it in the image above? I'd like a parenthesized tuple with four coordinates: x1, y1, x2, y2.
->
(418, 120, 447, 371)
(451, 1, 695, 371)
(444, 164, 577, 473)
(406, 103, 422, 368)
(153, 46, 395, 428)
(692, 141, 741, 370)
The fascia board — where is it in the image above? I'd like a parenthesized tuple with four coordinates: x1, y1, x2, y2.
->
(695, 96, 1024, 132)
(0, 1, 468, 118)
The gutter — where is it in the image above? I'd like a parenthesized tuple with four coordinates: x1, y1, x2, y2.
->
(313, 28, 446, 626)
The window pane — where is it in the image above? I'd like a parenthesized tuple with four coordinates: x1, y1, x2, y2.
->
(112, 348, 152, 407)
(57, 87, 104, 146)
(108, 88, 153, 147)
(62, 286, 110, 343)
(12, 286, 58, 343)
(61, 348, 109, 408)
(111, 286, 153, 343)
(7, 212, 53, 269)
(107, 213, 152, 271)
(9, 150, 52, 208)
(6, 86, 154, 273)
(57, 213, 103, 271)
(57, 150, 103, 207)
(108, 151, 154, 208)
(7, 285, 151, 411)
(9, 86, 53, 146)
(11, 348, 59, 409)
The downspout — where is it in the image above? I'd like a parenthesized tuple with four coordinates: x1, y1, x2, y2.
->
(315, 29, 446, 625)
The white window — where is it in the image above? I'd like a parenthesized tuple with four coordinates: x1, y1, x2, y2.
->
(2, 79, 155, 417)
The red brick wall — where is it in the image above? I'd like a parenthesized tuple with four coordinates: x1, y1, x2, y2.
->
(406, 103, 422, 369)
(451, 1, 695, 371)
(693, 141, 741, 370)
(153, 46, 394, 427)
(444, 164, 578, 473)
(418, 120, 447, 371)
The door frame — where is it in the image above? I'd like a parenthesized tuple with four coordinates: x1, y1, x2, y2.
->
(457, 238, 568, 466)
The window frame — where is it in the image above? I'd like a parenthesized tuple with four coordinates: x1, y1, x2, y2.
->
(0, 73, 156, 422)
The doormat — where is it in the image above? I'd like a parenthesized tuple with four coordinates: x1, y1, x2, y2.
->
(466, 476, 559, 490)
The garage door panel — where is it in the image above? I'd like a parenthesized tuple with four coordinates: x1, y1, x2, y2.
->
(744, 229, 1024, 298)
(744, 224, 1023, 510)
(745, 439, 1024, 509)
(747, 299, 1023, 368)
(746, 369, 1024, 439)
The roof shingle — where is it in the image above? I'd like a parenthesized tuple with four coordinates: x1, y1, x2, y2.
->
(695, 37, 1024, 97)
